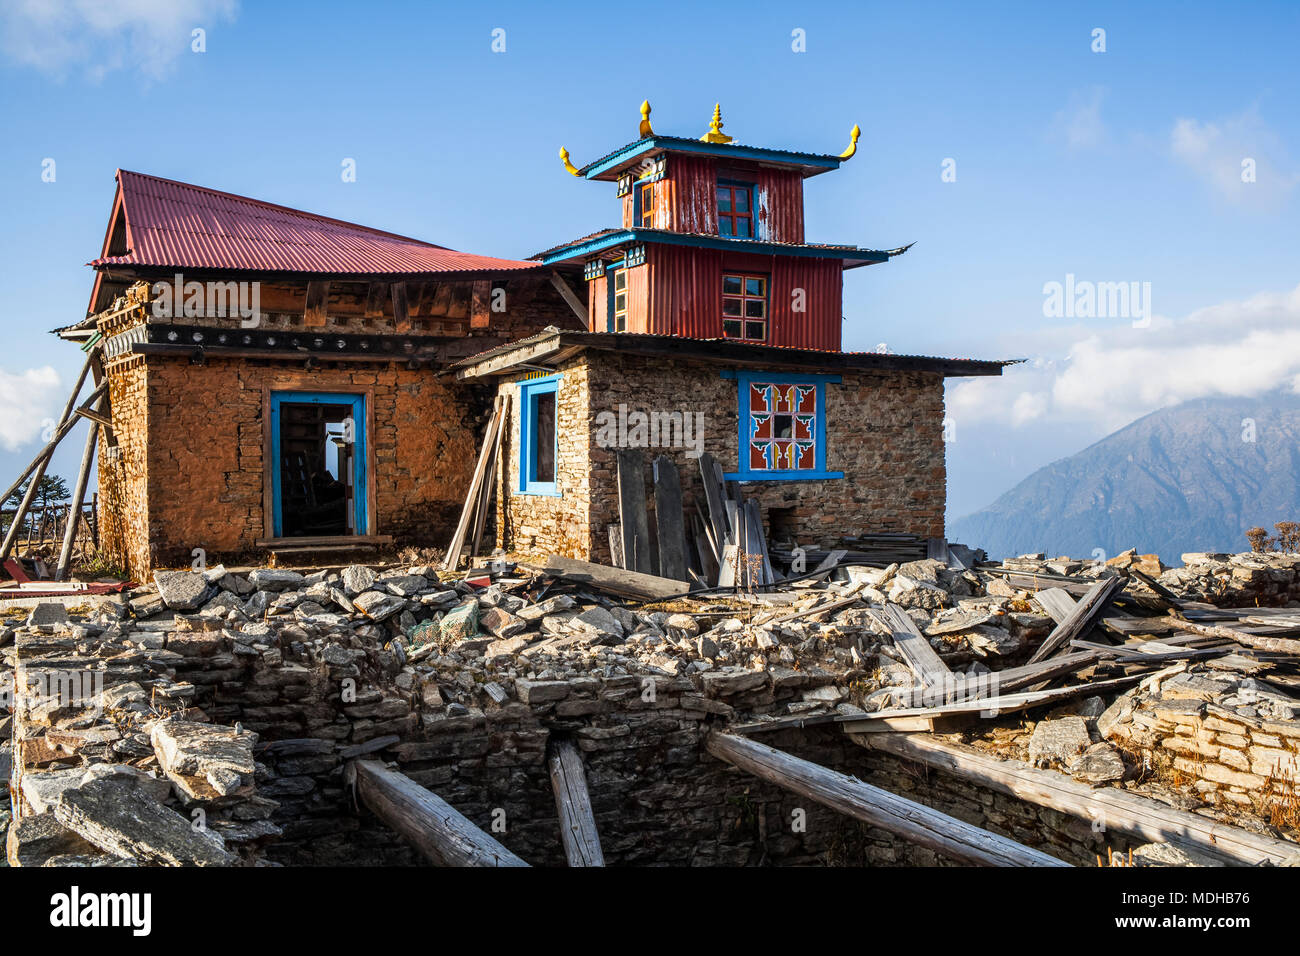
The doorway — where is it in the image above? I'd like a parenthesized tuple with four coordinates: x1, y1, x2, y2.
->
(269, 392, 367, 538)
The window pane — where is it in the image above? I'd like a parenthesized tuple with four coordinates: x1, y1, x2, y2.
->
(745, 321, 766, 340)
(723, 319, 742, 337)
(615, 293, 627, 311)
(717, 189, 731, 212)
(534, 392, 556, 483)
(615, 271, 626, 290)
(774, 414, 793, 439)
(719, 218, 733, 236)
(722, 275, 743, 294)
(722, 297, 742, 316)
(735, 219, 751, 238)
(745, 277, 763, 296)
(735, 189, 749, 212)
(616, 315, 627, 332)
(744, 299, 765, 318)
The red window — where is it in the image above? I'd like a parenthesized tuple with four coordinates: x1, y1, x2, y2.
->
(717, 183, 753, 238)
(721, 273, 767, 341)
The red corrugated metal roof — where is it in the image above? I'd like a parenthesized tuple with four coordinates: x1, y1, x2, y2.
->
(91, 169, 541, 277)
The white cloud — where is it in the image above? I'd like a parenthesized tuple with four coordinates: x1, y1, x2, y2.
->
(949, 282, 1300, 434)
(1171, 108, 1298, 206)
(0, 366, 63, 452)
(1051, 87, 1106, 151)
(0, 0, 239, 81)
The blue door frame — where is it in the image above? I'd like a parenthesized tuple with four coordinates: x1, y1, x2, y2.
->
(269, 391, 368, 537)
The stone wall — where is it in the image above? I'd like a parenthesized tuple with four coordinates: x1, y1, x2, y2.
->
(97, 356, 150, 576)
(497, 351, 948, 564)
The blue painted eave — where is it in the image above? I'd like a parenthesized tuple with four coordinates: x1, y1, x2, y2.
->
(537, 229, 890, 268)
(579, 136, 843, 180)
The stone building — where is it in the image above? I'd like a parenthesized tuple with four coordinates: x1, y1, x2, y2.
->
(55, 104, 1009, 578)
(56, 170, 585, 576)
(455, 104, 1011, 565)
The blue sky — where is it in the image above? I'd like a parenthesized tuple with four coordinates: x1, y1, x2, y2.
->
(0, 0, 1297, 522)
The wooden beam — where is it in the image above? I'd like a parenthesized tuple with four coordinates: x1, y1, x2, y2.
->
(538, 555, 683, 602)
(616, 449, 652, 574)
(1027, 575, 1126, 663)
(652, 455, 688, 583)
(876, 603, 953, 691)
(304, 280, 330, 327)
(546, 738, 604, 866)
(390, 282, 410, 332)
(470, 279, 493, 329)
(853, 732, 1299, 866)
(363, 281, 389, 318)
(442, 397, 507, 571)
(549, 271, 588, 325)
(352, 759, 528, 866)
(55, 394, 106, 581)
(705, 732, 1068, 867)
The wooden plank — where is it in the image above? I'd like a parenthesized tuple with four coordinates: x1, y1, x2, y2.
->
(706, 732, 1068, 867)
(877, 603, 952, 689)
(607, 523, 624, 569)
(390, 282, 410, 331)
(539, 555, 683, 602)
(1027, 575, 1126, 664)
(352, 759, 528, 867)
(651, 456, 688, 583)
(744, 499, 775, 584)
(696, 452, 730, 554)
(470, 280, 492, 329)
(304, 280, 330, 327)
(616, 449, 652, 574)
(363, 281, 388, 318)
(469, 394, 508, 562)
(1033, 587, 1078, 624)
(546, 738, 604, 867)
(442, 398, 506, 571)
(1164, 616, 1300, 656)
(854, 733, 1299, 866)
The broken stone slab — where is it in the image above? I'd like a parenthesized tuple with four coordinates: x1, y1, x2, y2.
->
(1027, 716, 1091, 768)
(247, 568, 306, 592)
(381, 574, 429, 597)
(153, 570, 213, 611)
(352, 590, 407, 622)
(151, 717, 257, 778)
(515, 679, 570, 705)
(21, 763, 173, 815)
(7, 812, 103, 867)
(1068, 742, 1126, 784)
(25, 602, 69, 627)
(572, 606, 625, 640)
(341, 565, 377, 596)
(480, 606, 527, 639)
(54, 776, 236, 866)
(517, 594, 576, 622)
(484, 635, 531, 660)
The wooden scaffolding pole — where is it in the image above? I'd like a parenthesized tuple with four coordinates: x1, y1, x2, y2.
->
(55, 393, 106, 581)
(706, 732, 1068, 867)
(350, 759, 528, 867)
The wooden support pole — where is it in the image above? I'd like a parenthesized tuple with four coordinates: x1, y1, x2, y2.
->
(705, 732, 1068, 867)
(0, 381, 108, 511)
(546, 738, 605, 866)
(442, 396, 507, 571)
(351, 759, 528, 867)
(549, 271, 589, 325)
(55, 394, 105, 581)
(853, 732, 1299, 866)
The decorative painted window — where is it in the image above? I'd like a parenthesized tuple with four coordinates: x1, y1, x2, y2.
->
(721, 273, 767, 341)
(637, 181, 655, 227)
(610, 267, 629, 332)
(717, 181, 754, 238)
(723, 371, 843, 481)
(519, 374, 561, 496)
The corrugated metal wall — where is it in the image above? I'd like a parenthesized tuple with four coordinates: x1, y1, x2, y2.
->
(588, 273, 607, 331)
(751, 167, 804, 244)
(663, 154, 718, 235)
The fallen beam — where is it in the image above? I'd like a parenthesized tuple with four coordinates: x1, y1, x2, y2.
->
(853, 732, 1299, 866)
(547, 738, 604, 866)
(351, 759, 528, 867)
(705, 732, 1068, 867)
(1028, 575, 1126, 663)
(539, 555, 683, 602)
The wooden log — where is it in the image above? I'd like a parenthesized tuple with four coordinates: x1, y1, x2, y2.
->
(1027, 575, 1126, 663)
(1164, 616, 1300, 656)
(652, 455, 688, 583)
(469, 396, 508, 562)
(705, 732, 1068, 867)
(549, 271, 589, 325)
(616, 449, 652, 574)
(352, 759, 528, 867)
(54, 394, 105, 580)
(546, 738, 604, 866)
(539, 555, 682, 602)
(854, 732, 1299, 866)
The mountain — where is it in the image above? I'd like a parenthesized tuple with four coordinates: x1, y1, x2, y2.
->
(948, 393, 1300, 564)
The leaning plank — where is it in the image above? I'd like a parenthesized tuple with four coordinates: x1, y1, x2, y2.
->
(540, 555, 682, 602)
(706, 732, 1067, 867)
(352, 759, 528, 867)
(1027, 575, 1126, 664)
(54, 394, 106, 580)
(854, 733, 1299, 866)
(877, 603, 952, 690)
(652, 456, 688, 583)
(442, 397, 505, 571)
(1033, 587, 1078, 624)
(546, 738, 604, 866)
(696, 452, 730, 556)
(616, 449, 652, 574)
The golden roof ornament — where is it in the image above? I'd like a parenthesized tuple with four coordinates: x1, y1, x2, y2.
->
(559, 146, 581, 177)
(639, 100, 654, 138)
(840, 124, 861, 160)
(701, 103, 733, 144)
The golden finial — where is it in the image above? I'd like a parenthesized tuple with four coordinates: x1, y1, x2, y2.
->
(840, 124, 861, 160)
(701, 103, 733, 144)
(559, 147, 581, 177)
(639, 100, 654, 138)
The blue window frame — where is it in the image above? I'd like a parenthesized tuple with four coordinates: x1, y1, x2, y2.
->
(722, 370, 843, 481)
(269, 391, 368, 537)
(518, 374, 561, 496)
